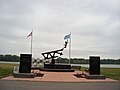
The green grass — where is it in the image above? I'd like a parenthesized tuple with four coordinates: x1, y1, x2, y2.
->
(101, 68, 120, 80)
(72, 66, 120, 80)
(0, 63, 18, 79)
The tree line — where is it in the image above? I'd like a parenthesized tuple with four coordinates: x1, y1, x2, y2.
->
(0, 54, 20, 62)
(56, 57, 120, 64)
(0, 54, 120, 64)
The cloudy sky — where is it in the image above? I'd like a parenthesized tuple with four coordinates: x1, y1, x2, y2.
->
(0, 0, 120, 59)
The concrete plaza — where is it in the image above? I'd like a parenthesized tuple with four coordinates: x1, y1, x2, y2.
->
(1, 71, 118, 82)
(0, 71, 119, 90)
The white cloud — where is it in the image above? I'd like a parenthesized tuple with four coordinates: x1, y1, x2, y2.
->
(0, 0, 120, 59)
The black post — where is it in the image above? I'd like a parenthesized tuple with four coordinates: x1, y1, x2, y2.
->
(89, 56, 100, 75)
(51, 58, 55, 65)
(19, 54, 32, 73)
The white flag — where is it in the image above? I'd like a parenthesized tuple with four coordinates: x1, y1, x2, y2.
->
(64, 34, 70, 40)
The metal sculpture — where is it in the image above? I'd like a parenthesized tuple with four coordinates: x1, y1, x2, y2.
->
(41, 41, 68, 65)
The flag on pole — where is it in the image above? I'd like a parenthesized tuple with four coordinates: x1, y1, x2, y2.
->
(63, 33, 71, 64)
(64, 34, 70, 40)
(27, 31, 32, 37)
(27, 31, 33, 54)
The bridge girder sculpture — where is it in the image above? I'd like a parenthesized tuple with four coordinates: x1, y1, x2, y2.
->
(41, 41, 68, 65)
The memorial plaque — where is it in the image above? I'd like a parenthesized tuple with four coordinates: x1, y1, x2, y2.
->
(89, 56, 100, 75)
(19, 54, 32, 73)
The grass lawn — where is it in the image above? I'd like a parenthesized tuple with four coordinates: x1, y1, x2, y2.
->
(101, 68, 120, 80)
(72, 66, 120, 80)
(0, 63, 18, 79)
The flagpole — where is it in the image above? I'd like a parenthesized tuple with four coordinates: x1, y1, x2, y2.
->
(31, 30, 33, 54)
(69, 32, 71, 64)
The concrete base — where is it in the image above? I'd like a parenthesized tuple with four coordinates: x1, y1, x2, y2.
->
(13, 73, 35, 78)
(44, 64, 72, 69)
(13, 66, 35, 78)
(85, 74, 106, 79)
(40, 68, 74, 72)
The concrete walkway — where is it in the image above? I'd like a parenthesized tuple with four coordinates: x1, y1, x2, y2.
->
(1, 71, 118, 82)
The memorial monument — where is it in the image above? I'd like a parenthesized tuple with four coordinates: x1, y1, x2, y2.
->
(19, 54, 32, 73)
(85, 56, 106, 79)
(13, 54, 34, 78)
(41, 41, 74, 72)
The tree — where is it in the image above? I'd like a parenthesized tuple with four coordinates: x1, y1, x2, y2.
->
(0, 54, 20, 62)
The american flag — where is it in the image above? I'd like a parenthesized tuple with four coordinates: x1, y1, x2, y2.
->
(27, 31, 32, 37)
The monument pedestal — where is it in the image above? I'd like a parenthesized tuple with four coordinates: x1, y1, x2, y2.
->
(14, 73, 35, 78)
(13, 66, 35, 78)
(85, 74, 106, 79)
(40, 64, 74, 72)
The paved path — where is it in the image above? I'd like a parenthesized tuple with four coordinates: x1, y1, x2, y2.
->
(0, 80, 120, 90)
(1, 71, 118, 82)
